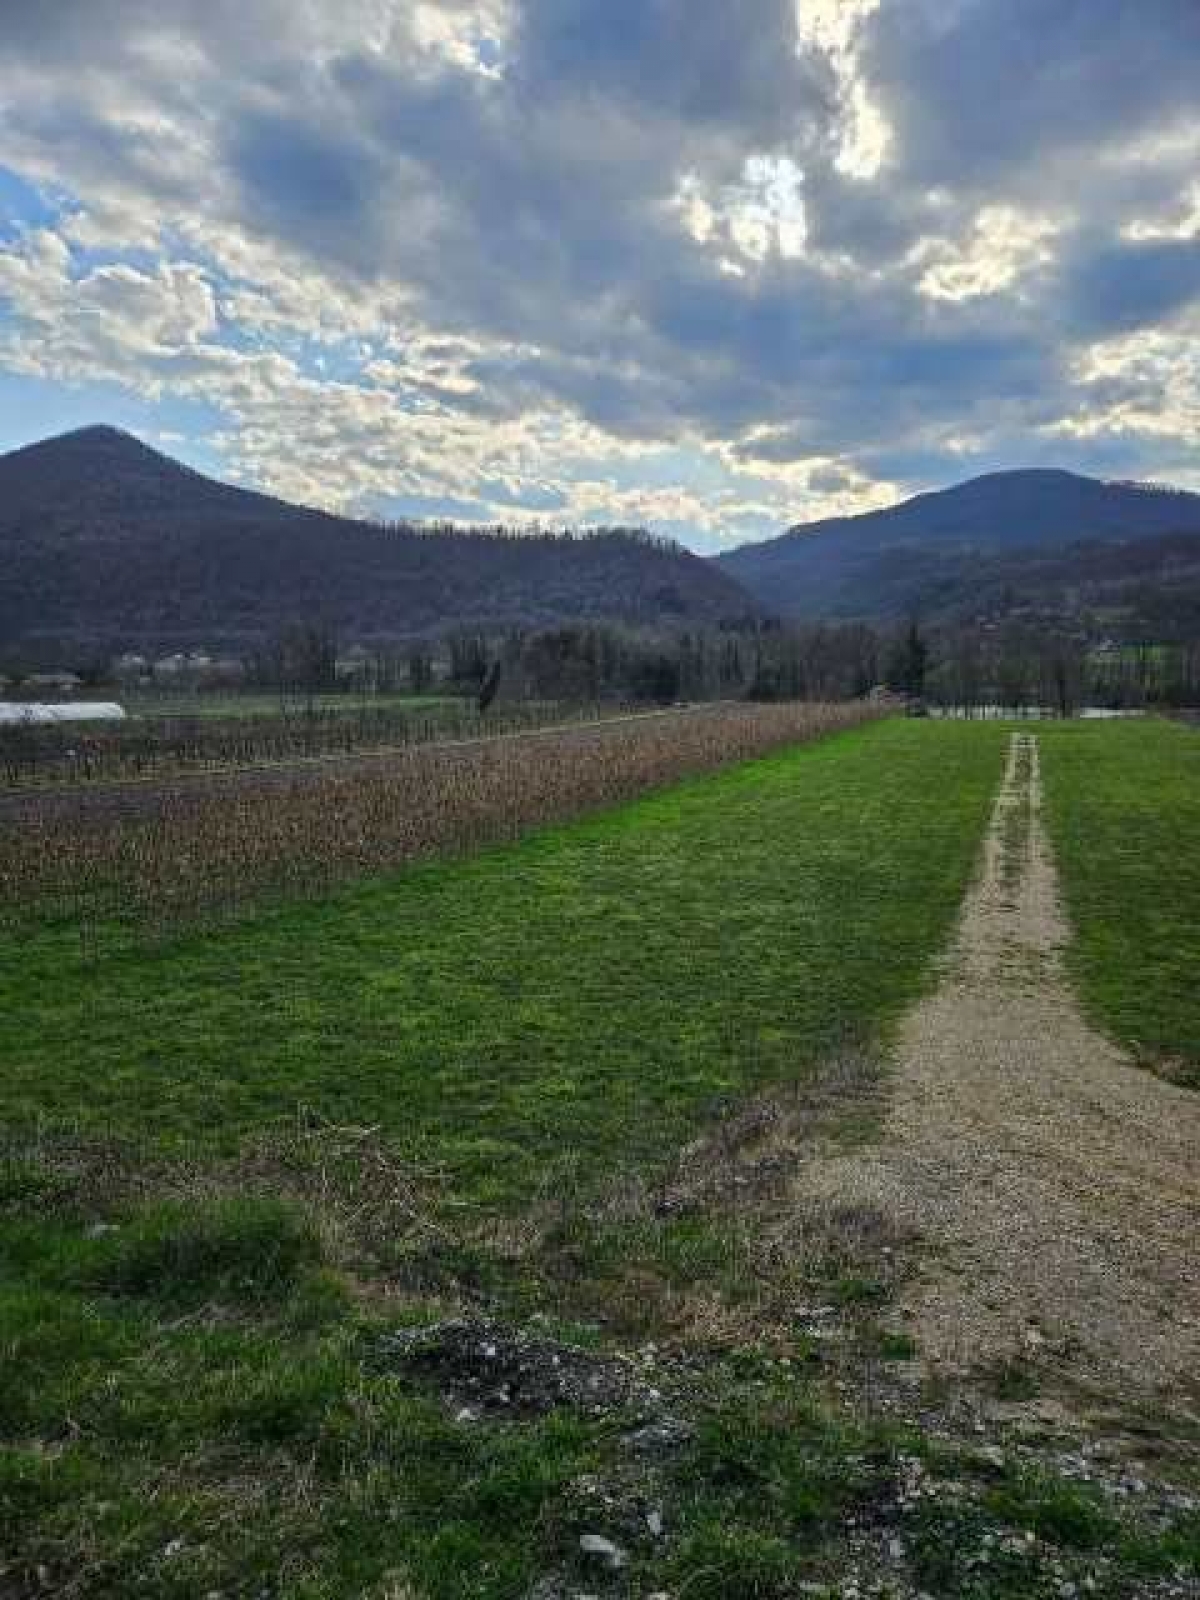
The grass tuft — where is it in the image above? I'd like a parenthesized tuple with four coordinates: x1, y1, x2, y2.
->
(95, 1194, 322, 1304)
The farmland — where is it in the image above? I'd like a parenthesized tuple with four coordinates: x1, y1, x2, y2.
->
(3, 714, 1199, 1598)
(1, 717, 998, 1178)
(0, 691, 596, 789)
(120, 690, 463, 720)
(1, 700, 878, 946)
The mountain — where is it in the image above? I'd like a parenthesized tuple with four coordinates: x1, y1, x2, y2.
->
(0, 426, 756, 655)
(716, 468, 1200, 622)
(876, 529, 1200, 636)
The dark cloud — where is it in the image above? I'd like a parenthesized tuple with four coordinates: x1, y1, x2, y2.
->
(0, 0, 1197, 526)
(862, 0, 1200, 190)
(512, 0, 832, 140)
(1063, 236, 1200, 336)
(229, 108, 391, 259)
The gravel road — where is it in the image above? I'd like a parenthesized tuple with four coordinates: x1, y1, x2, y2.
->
(815, 732, 1200, 1406)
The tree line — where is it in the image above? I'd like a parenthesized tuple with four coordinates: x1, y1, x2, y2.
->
(11, 615, 1199, 716)
(243, 617, 1196, 714)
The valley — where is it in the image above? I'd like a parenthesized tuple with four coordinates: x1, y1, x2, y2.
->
(5, 4, 1200, 1593)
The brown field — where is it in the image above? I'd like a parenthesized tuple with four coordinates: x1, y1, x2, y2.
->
(0, 695, 597, 789)
(2, 699, 880, 945)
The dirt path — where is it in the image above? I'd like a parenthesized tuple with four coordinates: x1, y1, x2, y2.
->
(817, 731, 1200, 1406)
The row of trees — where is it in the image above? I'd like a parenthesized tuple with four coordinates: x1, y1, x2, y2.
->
(928, 630, 1200, 714)
(461, 619, 1200, 714)
(452, 621, 890, 705)
(12, 617, 1200, 715)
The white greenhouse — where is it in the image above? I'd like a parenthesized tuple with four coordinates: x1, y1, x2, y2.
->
(0, 701, 127, 726)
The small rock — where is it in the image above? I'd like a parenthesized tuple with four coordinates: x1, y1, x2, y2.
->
(623, 1416, 694, 1455)
(578, 1534, 626, 1570)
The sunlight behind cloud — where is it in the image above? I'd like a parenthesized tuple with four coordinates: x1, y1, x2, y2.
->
(796, 0, 889, 179)
(1049, 317, 1200, 459)
(673, 156, 807, 265)
(914, 206, 1059, 302)
(410, 0, 511, 77)
(0, 0, 1198, 540)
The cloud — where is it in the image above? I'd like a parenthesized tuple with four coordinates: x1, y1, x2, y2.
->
(860, 0, 1200, 192)
(0, 0, 1198, 545)
(1064, 236, 1200, 336)
(913, 206, 1058, 303)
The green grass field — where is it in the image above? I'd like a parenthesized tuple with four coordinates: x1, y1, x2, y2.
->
(4, 716, 1198, 1597)
(1038, 717, 1200, 1085)
(0, 719, 1006, 1200)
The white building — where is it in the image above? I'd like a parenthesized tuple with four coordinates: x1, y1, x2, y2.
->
(0, 702, 127, 726)
(23, 671, 83, 694)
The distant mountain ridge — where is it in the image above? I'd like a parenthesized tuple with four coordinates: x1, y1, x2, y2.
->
(716, 467, 1200, 621)
(0, 426, 756, 654)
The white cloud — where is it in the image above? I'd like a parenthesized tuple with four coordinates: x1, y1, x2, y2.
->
(674, 154, 807, 265)
(1048, 315, 1200, 450)
(796, 0, 889, 179)
(1123, 182, 1200, 244)
(0, 233, 217, 377)
(913, 205, 1059, 301)
(410, 0, 512, 77)
(0, 0, 1198, 542)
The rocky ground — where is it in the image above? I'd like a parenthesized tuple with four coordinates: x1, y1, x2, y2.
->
(379, 1311, 1200, 1598)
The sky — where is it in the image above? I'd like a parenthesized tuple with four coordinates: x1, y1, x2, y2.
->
(0, 1, 1198, 554)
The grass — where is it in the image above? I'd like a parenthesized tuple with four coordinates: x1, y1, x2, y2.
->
(93, 1194, 323, 1303)
(4, 715, 1197, 1596)
(4, 1182, 1194, 1600)
(122, 690, 464, 721)
(0, 1202, 607, 1597)
(1038, 717, 1200, 1084)
(0, 718, 1006, 1204)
